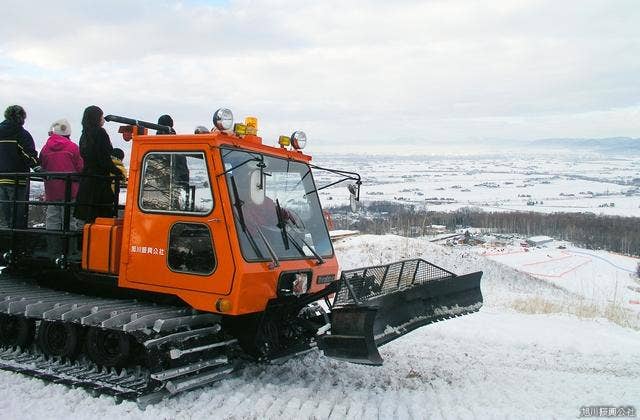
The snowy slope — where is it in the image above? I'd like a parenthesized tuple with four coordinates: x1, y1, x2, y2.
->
(481, 242, 640, 313)
(0, 235, 638, 419)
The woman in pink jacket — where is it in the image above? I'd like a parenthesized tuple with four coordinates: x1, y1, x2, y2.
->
(39, 119, 84, 242)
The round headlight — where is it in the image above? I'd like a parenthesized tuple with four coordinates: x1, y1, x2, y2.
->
(213, 108, 234, 131)
(291, 131, 307, 149)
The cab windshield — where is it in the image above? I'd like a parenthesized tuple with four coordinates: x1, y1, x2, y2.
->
(221, 149, 333, 262)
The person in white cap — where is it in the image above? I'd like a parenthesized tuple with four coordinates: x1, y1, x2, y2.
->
(39, 119, 84, 253)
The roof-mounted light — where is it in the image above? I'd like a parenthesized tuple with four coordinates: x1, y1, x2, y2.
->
(245, 117, 258, 135)
(291, 131, 307, 150)
(213, 108, 234, 131)
(233, 123, 246, 136)
(278, 135, 291, 148)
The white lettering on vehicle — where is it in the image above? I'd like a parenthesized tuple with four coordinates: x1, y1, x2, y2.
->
(131, 245, 165, 256)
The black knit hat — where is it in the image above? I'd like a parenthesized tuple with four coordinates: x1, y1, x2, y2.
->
(158, 114, 174, 127)
(111, 148, 125, 160)
(4, 105, 26, 125)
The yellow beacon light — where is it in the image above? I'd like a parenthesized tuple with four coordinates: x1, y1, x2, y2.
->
(278, 135, 291, 148)
(233, 123, 247, 136)
(245, 117, 258, 135)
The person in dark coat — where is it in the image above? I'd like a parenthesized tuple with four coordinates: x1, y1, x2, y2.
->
(156, 114, 176, 135)
(0, 105, 40, 228)
(74, 106, 122, 223)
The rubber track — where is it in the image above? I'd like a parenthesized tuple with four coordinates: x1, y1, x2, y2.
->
(0, 276, 237, 405)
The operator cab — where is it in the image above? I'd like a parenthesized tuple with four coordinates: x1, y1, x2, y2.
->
(113, 109, 360, 315)
(221, 148, 332, 266)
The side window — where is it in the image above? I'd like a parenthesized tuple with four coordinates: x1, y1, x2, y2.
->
(140, 152, 213, 214)
(168, 223, 216, 274)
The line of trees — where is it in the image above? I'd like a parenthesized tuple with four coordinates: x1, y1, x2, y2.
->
(329, 202, 640, 257)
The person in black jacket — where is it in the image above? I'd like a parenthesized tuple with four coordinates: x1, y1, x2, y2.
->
(0, 105, 39, 228)
(156, 114, 176, 135)
(74, 105, 122, 223)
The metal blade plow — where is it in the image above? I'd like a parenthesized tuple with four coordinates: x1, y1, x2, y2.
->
(321, 259, 483, 365)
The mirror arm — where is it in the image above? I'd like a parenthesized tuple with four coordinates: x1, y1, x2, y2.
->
(307, 163, 361, 199)
(306, 176, 351, 196)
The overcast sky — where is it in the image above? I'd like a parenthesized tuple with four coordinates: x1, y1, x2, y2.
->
(1, 0, 639, 154)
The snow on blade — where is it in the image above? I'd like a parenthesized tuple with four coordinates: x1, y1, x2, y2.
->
(376, 302, 483, 341)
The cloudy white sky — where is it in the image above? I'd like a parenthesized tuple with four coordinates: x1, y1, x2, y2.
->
(1, 0, 639, 154)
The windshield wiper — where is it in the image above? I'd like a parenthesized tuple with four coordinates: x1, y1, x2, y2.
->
(255, 226, 280, 269)
(283, 230, 324, 265)
(274, 200, 324, 265)
(230, 176, 264, 260)
(293, 233, 325, 265)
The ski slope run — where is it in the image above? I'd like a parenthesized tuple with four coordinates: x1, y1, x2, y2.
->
(479, 240, 640, 313)
(0, 235, 638, 419)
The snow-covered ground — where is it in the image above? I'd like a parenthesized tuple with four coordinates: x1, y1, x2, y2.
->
(0, 235, 639, 419)
(478, 241, 640, 314)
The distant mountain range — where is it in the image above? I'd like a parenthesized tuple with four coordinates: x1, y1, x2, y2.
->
(313, 136, 640, 156)
(527, 137, 640, 154)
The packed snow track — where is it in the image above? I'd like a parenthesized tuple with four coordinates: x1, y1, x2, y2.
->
(0, 235, 637, 419)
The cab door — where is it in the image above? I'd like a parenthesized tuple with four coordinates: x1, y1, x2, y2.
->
(122, 145, 234, 295)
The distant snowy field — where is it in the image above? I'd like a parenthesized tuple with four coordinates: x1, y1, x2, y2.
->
(314, 153, 640, 217)
(0, 235, 638, 419)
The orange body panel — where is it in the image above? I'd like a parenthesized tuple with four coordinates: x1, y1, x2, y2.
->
(82, 218, 123, 274)
(108, 130, 339, 316)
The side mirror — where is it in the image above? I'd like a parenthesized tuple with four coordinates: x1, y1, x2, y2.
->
(347, 183, 358, 212)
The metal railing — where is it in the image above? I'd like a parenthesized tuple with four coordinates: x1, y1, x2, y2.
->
(0, 171, 124, 262)
(334, 258, 457, 306)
